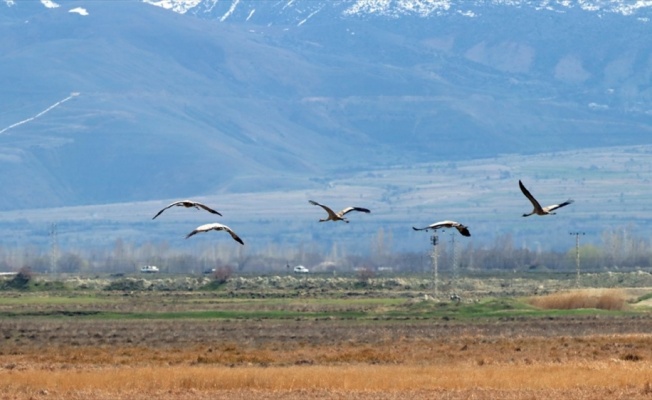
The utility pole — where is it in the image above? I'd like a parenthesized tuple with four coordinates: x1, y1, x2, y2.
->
(570, 232, 585, 288)
(450, 231, 457, 295)
(430, 233, 439, 299)
(50, 223, 58, 276)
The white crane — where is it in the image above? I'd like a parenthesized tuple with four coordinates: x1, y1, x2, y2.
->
(519, 180, 574, 217)
(412, 220, 471, 237)
(308, 200, 370, 223)
(152, 200, 222, 220)
(185, 223, 244, 245)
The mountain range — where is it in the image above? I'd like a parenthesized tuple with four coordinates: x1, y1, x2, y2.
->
(1, 0, 652, 253)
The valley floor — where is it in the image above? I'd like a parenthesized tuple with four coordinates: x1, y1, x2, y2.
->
(2, 313, 652, 399)
(0, 276, 651, 399)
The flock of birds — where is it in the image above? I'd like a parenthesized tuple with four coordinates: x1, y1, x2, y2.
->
(150, 180, 574, 246)
(152, 200, 245, 245)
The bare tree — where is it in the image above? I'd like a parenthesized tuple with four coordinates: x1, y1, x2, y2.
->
(57, 253, 87, 274)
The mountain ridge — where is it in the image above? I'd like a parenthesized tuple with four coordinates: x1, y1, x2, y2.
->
(143, 0, 652, 20)
(1, 0, 652, 251)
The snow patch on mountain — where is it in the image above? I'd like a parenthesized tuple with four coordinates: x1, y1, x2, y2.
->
(612, 0, 652, 16)
(343, 0, 652, 17)
(297, 6, 323, 26)
(40, 0, 60, 9)
(69, 7, 88, 16)
(344, 0, 453, 17)
(139, 0, 652, 19)
(143, 0, 202, 14)
(219, 0, 240, 22)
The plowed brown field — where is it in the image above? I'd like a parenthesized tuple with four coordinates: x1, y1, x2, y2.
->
(2, 313, 652, 399)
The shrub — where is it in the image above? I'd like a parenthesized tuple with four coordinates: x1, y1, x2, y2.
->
(4, 266, 34, 290)
(212, 266, 233, 285)
(621, 353, 643, 362)
(355, 267, 375, 287)
(104, 278, 149, 291)
(201, 266, 234, 290)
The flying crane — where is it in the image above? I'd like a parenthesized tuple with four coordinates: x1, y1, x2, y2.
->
(185, 223, 244, 245)
(152, 200, 222, 220)
(308, 200, 370, 223)
(519, 180, 574, 217)
(412, 220, 471, 237)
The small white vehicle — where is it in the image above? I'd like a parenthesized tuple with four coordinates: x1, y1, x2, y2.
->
(140, 265, 159, 273)
(293, 265, 309, 274)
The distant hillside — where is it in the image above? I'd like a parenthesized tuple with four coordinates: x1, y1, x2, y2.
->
(1, 144, 651, 255)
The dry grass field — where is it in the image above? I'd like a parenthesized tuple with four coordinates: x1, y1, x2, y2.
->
(1, 282, 652, 399)
(528, 288, 629, 310)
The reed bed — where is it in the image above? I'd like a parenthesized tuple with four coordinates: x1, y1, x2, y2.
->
(529, 289, 628, 310)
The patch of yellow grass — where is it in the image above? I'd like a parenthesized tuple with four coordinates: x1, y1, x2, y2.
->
(2, 332, 652, 399)
(1, 362, 651, 394)
(529, 289, 627, 310)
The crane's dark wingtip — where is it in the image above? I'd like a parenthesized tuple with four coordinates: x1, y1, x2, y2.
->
(518, 180, 527, 190)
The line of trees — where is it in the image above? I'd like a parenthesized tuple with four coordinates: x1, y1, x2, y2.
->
(0, 226, 649, 276)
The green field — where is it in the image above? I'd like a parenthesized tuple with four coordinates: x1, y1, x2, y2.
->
(1, 272, 650, 321)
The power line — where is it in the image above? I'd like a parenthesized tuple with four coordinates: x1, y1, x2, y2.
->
(430, 233, 438, 299)
(50, 223, 59, 275)
(451, 231, 457, 295)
